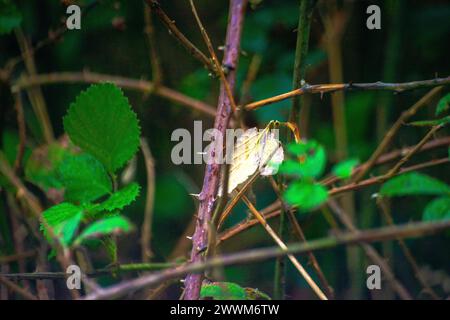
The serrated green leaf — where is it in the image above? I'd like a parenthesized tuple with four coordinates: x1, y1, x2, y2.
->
(74, 215, 133, 245)
(409, 116, 450, 127)
(283, 181, 328, 211)
(332, 158, 359, 179)
(94, 183, 140, 212)
(423, 197, 450, 222)
(63, 83, 141, 173)
(58, 153, 112, 203)
(436, 93, 450, 116)
(201, 282, 247, 300)
(380, 172, 450, 197)
(41, 203, 83, 246)
(284, 140, 326, 178)
(0, 0, 22, 34)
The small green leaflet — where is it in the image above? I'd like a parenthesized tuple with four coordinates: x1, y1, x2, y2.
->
(435, 93, 450, 116)
(64, 83, 141, 173)
(200, 282, 271, 300)
(74, 215, 133, 245)
(41, 202, 83, 245)
(282, 140, 326, 178)
(94, 183, 140, 212)
(284, 180, 328, 211)
(58, 153, 112, 203)
(332, 158, 359, 179)
(200, 282, 247, 300)
(423, 197, 450, 222)
(0, 0, 22, 34)
(380, 172, 450, 197)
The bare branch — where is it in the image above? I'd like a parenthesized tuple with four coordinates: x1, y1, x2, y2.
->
(82, 219, 450, 300)
(243, 76, 450, 111)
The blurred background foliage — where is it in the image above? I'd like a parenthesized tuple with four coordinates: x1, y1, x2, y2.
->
(0, 0, 449, 299)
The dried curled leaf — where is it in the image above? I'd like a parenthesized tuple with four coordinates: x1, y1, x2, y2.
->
(219, 125, 284, 195)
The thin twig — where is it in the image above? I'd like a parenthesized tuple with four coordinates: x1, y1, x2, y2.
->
(12, 71, 216, 117)
(353, 87, 443, 182)
(145, 0, 216, 74)
(0, 250, 36, 264)
(140, 138, 156, 262)
(269, 177, 334, 299)
(1, 262, 180, 280)
(0, 275, 38, 300)
(189, 0, 238, 114)
(243, 76, 450, 111)
(376, 199, 439, 299)
(218, 157, 449, 243)
(143, 2, 163, 87)
(383, 125, 444, 179)
(81, 219, 450, 300)
(15, 29, 54, 143)
(183, 0, 247, 300)
(328, 199, 412, 300)
(12, 92, 26, 172)
(241, 194, 328, 300)
(330, 157, 449, 196)
(321, 136, 450, 186)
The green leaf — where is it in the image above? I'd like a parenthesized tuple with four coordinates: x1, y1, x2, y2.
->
(63, 83, 141, 173)
(436, 93, 450, 116)
(332, 158, 359, 179)
(53, 212, 83, 247)
(380, 172, 450, 197)
(284, 181, 329, 211)
(94, 183, 140, 212)
(41, 203, 83, 245)
(408, 115, 450, 127)
(200, 282, 247, 300)
(74, 215, 133, 245)
(25, 142, 75, 192)
(278, 159, 303, 176)
(284, 140, 326, 178)
(58, 153, 112, 203)
(423, 197, 450, 222)
(0, 0, 22, 34)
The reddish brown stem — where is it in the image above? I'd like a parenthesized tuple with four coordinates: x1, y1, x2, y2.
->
(183, 0, 247, 300)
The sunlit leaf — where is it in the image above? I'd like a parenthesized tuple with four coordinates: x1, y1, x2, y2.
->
(64, 83, 141, 173)
(284, 181, 328, 211)
(380, 172, 450, 197)
(285, 140, 326, 178)
(74, 215, 133, 245)
(332, 158, 359, 179)
(423, 197, 450, 222)
(200, 282, 247, 300)
(41, 202, 83, 246)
